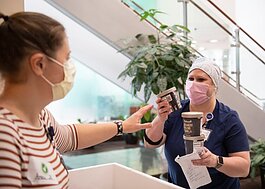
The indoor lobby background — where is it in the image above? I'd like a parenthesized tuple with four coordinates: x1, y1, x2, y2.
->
(1, 0, 265, 188)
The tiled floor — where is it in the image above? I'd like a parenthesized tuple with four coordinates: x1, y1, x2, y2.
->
(63, 140, 262, 188)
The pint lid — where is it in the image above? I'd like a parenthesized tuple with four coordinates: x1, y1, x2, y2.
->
(181, 112, 203, 118)
(157, 87, 176, 97)
(183, 135, 205, 141)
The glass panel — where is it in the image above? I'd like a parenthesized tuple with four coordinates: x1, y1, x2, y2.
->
(240, 46, 265, 107)
(123, 0, 157, 12)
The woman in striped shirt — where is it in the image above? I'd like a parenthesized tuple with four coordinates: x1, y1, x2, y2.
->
(0, 12, 153, 188)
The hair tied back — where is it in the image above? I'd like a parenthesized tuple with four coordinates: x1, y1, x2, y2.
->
(3, 15, 9, 22)
(0, 14, 9, 22)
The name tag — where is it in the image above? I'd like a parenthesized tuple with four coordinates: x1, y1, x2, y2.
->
(201, 128, 212, 141)
(26, 156, 58, 185)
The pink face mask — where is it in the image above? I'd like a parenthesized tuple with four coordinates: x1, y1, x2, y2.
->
(185, 80, 210, 105)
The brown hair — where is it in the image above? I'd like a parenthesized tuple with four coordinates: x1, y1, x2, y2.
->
(0, 12, 65, 81)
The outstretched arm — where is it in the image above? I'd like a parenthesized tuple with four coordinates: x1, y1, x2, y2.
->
(76, 104, 153, 149)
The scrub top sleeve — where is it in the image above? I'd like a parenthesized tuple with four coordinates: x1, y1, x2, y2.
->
(163, 112, 175, 135)
(224, 112, 249, 153)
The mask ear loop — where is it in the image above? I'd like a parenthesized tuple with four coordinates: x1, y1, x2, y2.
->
(214, 86, 218, 94)
(207, 85, 218, 99)
(47, 56, 65, 68)
(41, 75, 55, 87)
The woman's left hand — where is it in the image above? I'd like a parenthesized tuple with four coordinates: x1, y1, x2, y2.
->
(192, 147, 217, 168)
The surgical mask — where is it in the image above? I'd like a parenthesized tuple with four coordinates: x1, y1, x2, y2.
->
(185, 80, 210, 105)
(41, 57, 76, 101)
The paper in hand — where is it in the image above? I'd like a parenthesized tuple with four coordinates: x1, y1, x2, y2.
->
(175, 152, 212, 189)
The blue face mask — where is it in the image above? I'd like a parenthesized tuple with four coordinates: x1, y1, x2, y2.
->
(41, 56, 76, 101)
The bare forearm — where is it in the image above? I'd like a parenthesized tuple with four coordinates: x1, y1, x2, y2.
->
(217, 154, 250, 177)
(74, 104, 153, 149)
(146, 116, 165, 141)
(192, 150, 250, 178)
(76, 123, 117, 149)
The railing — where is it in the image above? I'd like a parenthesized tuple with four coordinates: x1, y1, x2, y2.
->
(121, 0, 265, 109)
(189, 0, 265, 65)
(206, 0, 265, 53)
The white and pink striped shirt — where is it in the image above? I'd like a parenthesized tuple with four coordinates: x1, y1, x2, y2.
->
(0, 107, 78, 188)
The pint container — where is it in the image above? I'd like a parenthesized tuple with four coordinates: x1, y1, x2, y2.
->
(157, 87, 182, 111)
(183, 135, 205, 154)
(181, 112, 203, 137)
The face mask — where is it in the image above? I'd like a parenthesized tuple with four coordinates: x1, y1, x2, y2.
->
(41, 57, 76, 101)
(185, 80, 210, 105)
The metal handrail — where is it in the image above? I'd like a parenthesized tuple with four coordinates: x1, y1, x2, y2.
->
(206, 0, 265, 53)
(189, 0, 265, 65)
(222, 72, 265, 102)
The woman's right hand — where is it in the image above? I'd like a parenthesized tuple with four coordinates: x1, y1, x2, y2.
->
(156, 98, 172, 124)
(144, 98, 171, 146)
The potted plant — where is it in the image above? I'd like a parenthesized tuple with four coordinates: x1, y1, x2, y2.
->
(250, 139, 265, 187)
(118, 9, 196, 102)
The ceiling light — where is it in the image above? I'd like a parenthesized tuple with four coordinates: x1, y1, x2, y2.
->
(209, 39, 218, 43)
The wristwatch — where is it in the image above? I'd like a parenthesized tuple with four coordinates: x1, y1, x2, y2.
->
(215, 156, 224, 169)
(114, 121, 123, 136)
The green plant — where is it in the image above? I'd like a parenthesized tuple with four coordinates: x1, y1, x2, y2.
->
(118, 9, 196, 102)
(250, 139, 265, 178)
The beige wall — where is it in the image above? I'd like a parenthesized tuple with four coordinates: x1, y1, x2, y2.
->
(0, 0, 24, 91)
(0, 0, 24, 15)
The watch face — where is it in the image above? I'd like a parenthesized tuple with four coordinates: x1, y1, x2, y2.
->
(215, 156, 224, 169)
(218, 156, 224, 164)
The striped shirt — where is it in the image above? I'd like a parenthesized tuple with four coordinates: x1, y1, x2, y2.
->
(0, 107, 78, 188)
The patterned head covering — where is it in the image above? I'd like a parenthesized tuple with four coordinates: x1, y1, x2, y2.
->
(188, 57, 222, 88)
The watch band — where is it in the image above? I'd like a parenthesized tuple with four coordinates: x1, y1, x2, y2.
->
(144, 130, 163, 145)
(114, 121, 123, 136)
(214, 156, 224, 169)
